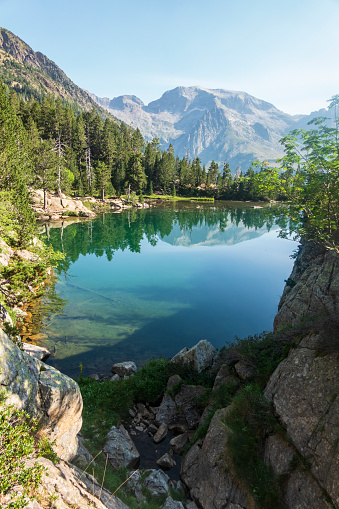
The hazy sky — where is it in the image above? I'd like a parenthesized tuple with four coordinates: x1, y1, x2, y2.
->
(1, 0, 338, 114)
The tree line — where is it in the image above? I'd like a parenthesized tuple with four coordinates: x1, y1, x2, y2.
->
(0, 78, 338, 251)
(0, 82, 293, 202)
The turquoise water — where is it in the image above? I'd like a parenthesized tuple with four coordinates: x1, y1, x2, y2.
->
(38, 202, 297, 377)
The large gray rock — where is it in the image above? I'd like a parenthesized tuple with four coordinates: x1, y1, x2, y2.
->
(103, 425, 140, 469)
(0, 329, 82, 461)
(181, 408, 254, 509)
(157, 453, 176, 470)
(265, 333, 339, 507)
(154, 422, 168, 443)
(170, 433, 188, 454)
(171, 340, 216, 373)
(143, 469, 171, 497)
(111, 361, 137, 377)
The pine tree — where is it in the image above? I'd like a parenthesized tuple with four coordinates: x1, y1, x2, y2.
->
(0, 81, 35, 246)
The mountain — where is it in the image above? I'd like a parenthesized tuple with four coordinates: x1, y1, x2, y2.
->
(91, 86, 330, 171)
(0, 27, 112, 117)
(0, 28, 333, 171)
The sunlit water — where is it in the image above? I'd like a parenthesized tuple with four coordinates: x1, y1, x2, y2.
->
(36, 201, 298, 378)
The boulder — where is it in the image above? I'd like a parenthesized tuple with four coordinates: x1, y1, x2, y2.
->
(155, 392, 176, 426)
(174, 384, 206, 430)
(111, 361, 137, 377)
(171, 340, 216, 373)
(170, 433, 188, 454)
(125, 470, 146, 503)
(22, 343, 51, 362)
(0, 329, 82, 461)
(103, 425, 140, 469)
(162, 497, 185, 509)
(156, 384, 206, 433)
(142, 469, 171, 497)
(154, 422, 168, 443)
(157, 453, 176, 470)
(181, 408, 254, 509)
(265, 332, 339, 507)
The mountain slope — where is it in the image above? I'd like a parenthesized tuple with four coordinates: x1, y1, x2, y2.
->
(92, 86, 330, 170)
(0, 27, 112, 116)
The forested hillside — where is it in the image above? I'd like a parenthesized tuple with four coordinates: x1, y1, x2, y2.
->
(0, 27, 111, 116)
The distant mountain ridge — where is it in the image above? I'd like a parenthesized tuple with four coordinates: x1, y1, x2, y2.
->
(0, 27, 113, 118)
(0, 27, 333, 171)
(91, 87, 330, 171)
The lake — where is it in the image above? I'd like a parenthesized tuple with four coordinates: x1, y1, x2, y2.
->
(36, 201, 298, 378)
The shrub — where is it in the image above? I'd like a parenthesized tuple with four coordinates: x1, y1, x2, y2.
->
(0, 394, 45, 508)
(223, 384, 283, 509)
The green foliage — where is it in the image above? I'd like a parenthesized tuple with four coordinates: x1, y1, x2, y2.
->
(278, 98, 339, 251)
(62, 210, 78, 217)
(0, 396, 45, 508)
(127, 191, 139, 206)
(224, 331, 294, 387)
(223, 384, 283, 509)
(0, 241, 64, 308)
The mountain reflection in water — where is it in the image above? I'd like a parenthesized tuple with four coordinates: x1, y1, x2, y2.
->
(36, 202, 297, 378)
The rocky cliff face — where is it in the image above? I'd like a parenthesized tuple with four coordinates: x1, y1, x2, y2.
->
(274, 241, 339, 330)
(180, 242, 339, 509)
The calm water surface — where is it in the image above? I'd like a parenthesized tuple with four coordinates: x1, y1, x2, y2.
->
(37, 202, 297, 377)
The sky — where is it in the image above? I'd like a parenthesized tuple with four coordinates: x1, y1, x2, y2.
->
(1, 0, 339, 115)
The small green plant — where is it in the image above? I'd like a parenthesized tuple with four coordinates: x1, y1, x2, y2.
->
(62, 210, 78, 217)
(0, 394, 45, 508)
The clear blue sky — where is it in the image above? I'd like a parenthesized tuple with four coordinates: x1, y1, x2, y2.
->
(1, 0, 338, 114)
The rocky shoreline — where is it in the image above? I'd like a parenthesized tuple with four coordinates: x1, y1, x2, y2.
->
(0, 241, 338, 508)
(31, 189, 151, 222)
